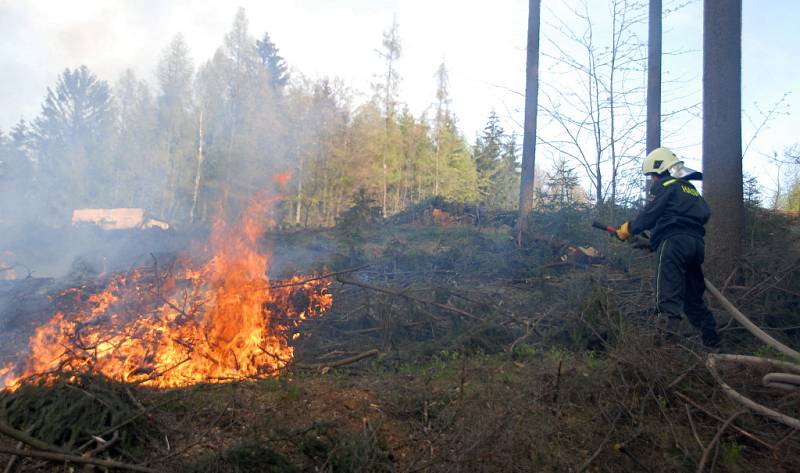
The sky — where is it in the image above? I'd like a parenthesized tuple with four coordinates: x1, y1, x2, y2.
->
(0, 0, 797, 198)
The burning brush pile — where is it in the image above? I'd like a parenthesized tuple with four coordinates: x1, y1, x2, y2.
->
(0, 195, 332, 390)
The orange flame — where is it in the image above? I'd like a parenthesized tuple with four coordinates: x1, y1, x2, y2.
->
(272, 172, 291, 186)
(1, 193, 332, 390)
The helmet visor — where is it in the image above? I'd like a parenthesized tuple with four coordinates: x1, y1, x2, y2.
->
(669, 163, 702, 180)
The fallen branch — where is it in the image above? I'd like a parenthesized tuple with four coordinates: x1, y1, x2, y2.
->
(685, 404, 705, 450)
(269, 265, 370, 290)
(673, 391, 774, 450)
(2, 441, 23, 473)
(340, 322, 426, 335)
(667, 362, 699, 389)
(88, 392, 192, 443)
(696, 410, 745, 473)
(337, 277, 480, 321)
(0, 447, 163, 473)
(84, 431, 120, 457)
(294, 349, 380, 371)
(0, 420, 66, 453)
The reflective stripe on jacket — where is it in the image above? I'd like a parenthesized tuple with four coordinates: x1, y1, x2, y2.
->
(628, 177, 710, 249)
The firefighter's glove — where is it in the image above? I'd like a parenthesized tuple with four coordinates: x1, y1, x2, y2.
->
(616, 222, 631, 241)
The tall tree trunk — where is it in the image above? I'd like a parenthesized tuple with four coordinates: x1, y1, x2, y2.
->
(159, 129, 176, 220)
(609, 0, 620, 212)
(589, 38, 604, 206)
(295, 146, 303, 225)
(647, 0, 662, 154)
(517, 0, 541, 243)
(703, 0, 743, 278)
(434, 144, 440, 196)
(189, 111, 204, 224)
(382, 151, 388, 218)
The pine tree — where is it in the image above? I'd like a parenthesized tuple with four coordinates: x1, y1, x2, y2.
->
(194, 8, 285, 221)
(10, 120, 35, 160)
(0, 129, 12, 221)
(0, 128, 8, 185)
(544, 157, 581, 209)
(256, 32, 289, 90)
(156, 34, 196, 221)
(473, 111, 506, 206)
(496, 132, 521, 209)
(221, 8, 284, 212)
(34, 66, 114, 214)
(743, 174, 760, 209)
(444, 126, 478, 202)
(398, 108, 433, 206)
(112, 69, 159, 208)
(433, 62, 450, 196)
(1, 122, 35, 217)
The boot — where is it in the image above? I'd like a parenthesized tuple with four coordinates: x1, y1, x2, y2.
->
(654, 313, 682, 342)
(697, 316, 721, 348)
(701, 328, 721, 348)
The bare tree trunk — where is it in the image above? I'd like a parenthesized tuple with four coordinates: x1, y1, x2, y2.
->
(517, 0, 541, 242)
(609, 0, 620, 212)
(295, 146, 303, 225)
(646, 0, 662, 197)
(587, 23, 604, 205)
(382, 151, 388, 218)
(382, 54, 392, 219)
(703, 0, 743, 278)
(159, 129, 176, 220)
(224, 112, 237, 218)
(332, 186, 342, 226)
(295, 173, 303, 225)
(395, 165, 403, 212)
(647, 0, 662, 154)
(434, 144, 440, 195)
(322, 170, 330, 225)
(379, 18, 400, 219)
(189, 111, 204, 224)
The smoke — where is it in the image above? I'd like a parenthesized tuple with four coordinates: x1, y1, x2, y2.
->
(0, 224, 194, 279)
(0, 0, 524, 279)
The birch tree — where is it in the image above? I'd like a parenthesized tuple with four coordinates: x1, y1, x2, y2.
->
(375, 17, 402, 217)
(538, 0, 649, 207)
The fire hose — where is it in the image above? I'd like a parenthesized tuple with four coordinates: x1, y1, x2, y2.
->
(592, 221, 800, 430)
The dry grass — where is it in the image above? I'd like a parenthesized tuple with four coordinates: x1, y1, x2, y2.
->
(2, 211, 800, 472)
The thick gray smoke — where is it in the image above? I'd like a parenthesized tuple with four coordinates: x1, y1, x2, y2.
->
(0, 8, 333, 279)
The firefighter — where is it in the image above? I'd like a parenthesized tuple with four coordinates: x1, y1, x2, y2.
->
(616, 147, 721, 347)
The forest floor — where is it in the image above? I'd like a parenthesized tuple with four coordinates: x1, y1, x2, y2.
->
(1, 206, 800, 472)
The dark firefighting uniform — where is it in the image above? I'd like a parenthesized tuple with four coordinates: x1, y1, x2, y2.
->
(628, 177, 719, 343)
